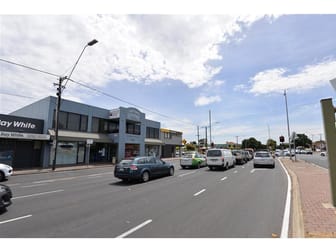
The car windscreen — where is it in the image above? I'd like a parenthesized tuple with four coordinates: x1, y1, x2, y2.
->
(207, 150, 222, 157)
(255, 152, 271, 158)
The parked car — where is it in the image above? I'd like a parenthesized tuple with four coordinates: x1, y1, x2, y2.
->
(232, 150, 246, 165)
(0, 184, 12, 212)
(114, 157, 174, 182)
(206, 148, 235, 171)
(253, 151, 275, 168)
(0, 163, 13, 181)
(320, 151, 327, 157)
(180, 151, 206, 169)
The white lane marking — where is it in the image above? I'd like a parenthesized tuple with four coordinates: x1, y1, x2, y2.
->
(193, 189, 206, 197)
(233, 171, 238, 174)
(32, 172, 115, 184)
(6, 183, 21, 187)
(0, 215, 32, 225)
(278, 159, 292, 238)
(242, 166, 245, 169)
(178, 171, 197, 177)
(116, 219, 153, 238)
(250, 169, 255, 173)
(12, 189, 64, 200)
(221, 176, 228, 181)
(21, 184, 48, 188)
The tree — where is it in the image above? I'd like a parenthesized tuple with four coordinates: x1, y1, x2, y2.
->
(294, 134, 312, 148)
(185, 143, 196, 151)
(267, 139, 277, 151)
(242, 137, 263, 150)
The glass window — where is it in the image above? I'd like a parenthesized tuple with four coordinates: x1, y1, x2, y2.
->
(68, 113, 80, 131)
(91, 117, 99, 133)
(80, 115, 88, 132)
(58, 111, 68, 129)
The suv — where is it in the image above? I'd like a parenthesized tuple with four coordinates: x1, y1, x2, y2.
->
(0, 164, 13, 181)
(206, 149, 235, 170)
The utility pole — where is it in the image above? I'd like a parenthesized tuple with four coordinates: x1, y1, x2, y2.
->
(52, 76, 66, 170)
(284, 90, 292, 160)
(209, 110, 212, 145)
(196, 126, 200, 150)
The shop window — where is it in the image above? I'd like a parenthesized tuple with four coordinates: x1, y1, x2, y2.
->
(146, 127, 159, 139)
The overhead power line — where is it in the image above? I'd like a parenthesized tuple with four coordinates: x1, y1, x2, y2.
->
(0, 57, 193, 127)
(0, 58, 60, 77)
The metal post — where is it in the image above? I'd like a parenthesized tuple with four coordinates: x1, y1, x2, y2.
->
(209, 110, 212, 145)
(205, 126, 208, 149)
(321, 98, 336, 207)
(52, 76, 66, 170)
(284, 90, 292, 160)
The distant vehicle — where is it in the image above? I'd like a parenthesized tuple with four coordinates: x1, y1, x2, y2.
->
(206, 148, 235, 171)
(253, 151, 275, 168)
(180, 152, 206, 169)
(305, 149, 313, 155)
(320, 151, 327, 157)
(0, 163, 13, 181)
(232, 150, 246, 165)
(0, 184, 12, 212)
(114, 157, 174, 182)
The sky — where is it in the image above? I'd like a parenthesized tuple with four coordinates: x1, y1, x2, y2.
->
(1, 1, 336, 146)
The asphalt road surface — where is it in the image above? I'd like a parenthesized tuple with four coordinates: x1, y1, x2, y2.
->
(296, 153, 329, 169)
(0, 159, 288, 238)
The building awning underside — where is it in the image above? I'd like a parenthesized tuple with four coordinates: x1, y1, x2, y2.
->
(48, 129, 113, 143)
(145, 138, 164, 145)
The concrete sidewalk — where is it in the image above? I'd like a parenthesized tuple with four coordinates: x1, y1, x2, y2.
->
(280, 157, 336, 238)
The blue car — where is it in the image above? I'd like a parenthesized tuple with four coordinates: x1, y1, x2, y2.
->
(114, 156, 174, 182)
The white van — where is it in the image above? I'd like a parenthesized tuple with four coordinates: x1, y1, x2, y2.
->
(206, 149, 235, 170)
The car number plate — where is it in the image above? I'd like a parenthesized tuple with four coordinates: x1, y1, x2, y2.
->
(119, 168, 124, 171)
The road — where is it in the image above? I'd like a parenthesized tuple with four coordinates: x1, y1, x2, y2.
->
(295, 153, 329, 169)
(0, 159, 288, 238)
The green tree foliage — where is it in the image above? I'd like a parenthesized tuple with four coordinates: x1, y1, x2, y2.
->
(294, 134, 312, 148)
(242, 137, 263, 150)
(266, 139, 277, 151)
(185, 143, 196, 151)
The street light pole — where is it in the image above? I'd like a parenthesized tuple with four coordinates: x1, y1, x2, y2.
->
(52, 39, 98, 171)
(284, 89, 292, 160)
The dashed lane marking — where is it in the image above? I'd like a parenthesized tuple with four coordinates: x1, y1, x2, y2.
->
(12, 189, 64, 200)
(0, 215, 32, 225)
(221, 176, 228, 181)
(116, 219, 153, 238)
(193, 189, 206, 197)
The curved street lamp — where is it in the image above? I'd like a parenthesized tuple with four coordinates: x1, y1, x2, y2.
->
(52, 39, 98, 170)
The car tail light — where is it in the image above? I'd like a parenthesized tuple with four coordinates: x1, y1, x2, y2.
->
(222, 158, 224, 162)
(130, 165, 138, 170)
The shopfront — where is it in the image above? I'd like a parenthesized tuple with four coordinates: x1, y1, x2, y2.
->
(0, 114, 49, 169)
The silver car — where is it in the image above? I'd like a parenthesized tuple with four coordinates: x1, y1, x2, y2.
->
(253, 151, 275, 168)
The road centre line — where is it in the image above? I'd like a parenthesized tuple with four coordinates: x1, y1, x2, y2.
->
(32, 172, 115, 184)
(116, 219, 153, 238)
(21, 184, 48, 188)
(250, 169, 255, 173)
(0, 215, 32, 225)
(233, 171, 238, 174)
(178, 171, 197, 177)
(221, 176, 228, 181)
(194, 189, 206, 197)
(12, 189, 64, 200)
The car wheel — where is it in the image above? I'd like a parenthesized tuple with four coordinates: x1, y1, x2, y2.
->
(225, 163, 229, 170)
(209, 166, 213, 171)
(169, 167, 174, 176)
(141, 171, 150, 182)
(0, 172, 5, 182)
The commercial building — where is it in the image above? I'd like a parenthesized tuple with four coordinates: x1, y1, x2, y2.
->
(1, 96, 182, 169)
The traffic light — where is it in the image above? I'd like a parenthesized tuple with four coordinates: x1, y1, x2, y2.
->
(279, 136, 285, 143)
(56, 87, 61, 97)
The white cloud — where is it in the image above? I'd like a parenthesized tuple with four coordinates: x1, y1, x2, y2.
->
(194, 95, 221, 106)
(0, 15, 265, 113)
(249, 59, 336, 95)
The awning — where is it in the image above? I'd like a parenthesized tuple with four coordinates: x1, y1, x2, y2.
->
(48, 129, 113, 143)
(145, 138, 164, 145)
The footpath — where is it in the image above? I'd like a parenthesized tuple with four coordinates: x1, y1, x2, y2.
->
(280, 157, 336, 238)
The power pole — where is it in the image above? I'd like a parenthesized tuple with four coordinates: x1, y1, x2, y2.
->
(284, 90, 292, 160)
(52, 76, 66, 171)
(209, 110, 212, 145)
(197, 126, 200, 150)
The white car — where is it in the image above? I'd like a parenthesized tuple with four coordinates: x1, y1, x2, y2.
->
(206, 148, 235, 171)
(253, 151, 275, 168)
(0, 164, 13, 181)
